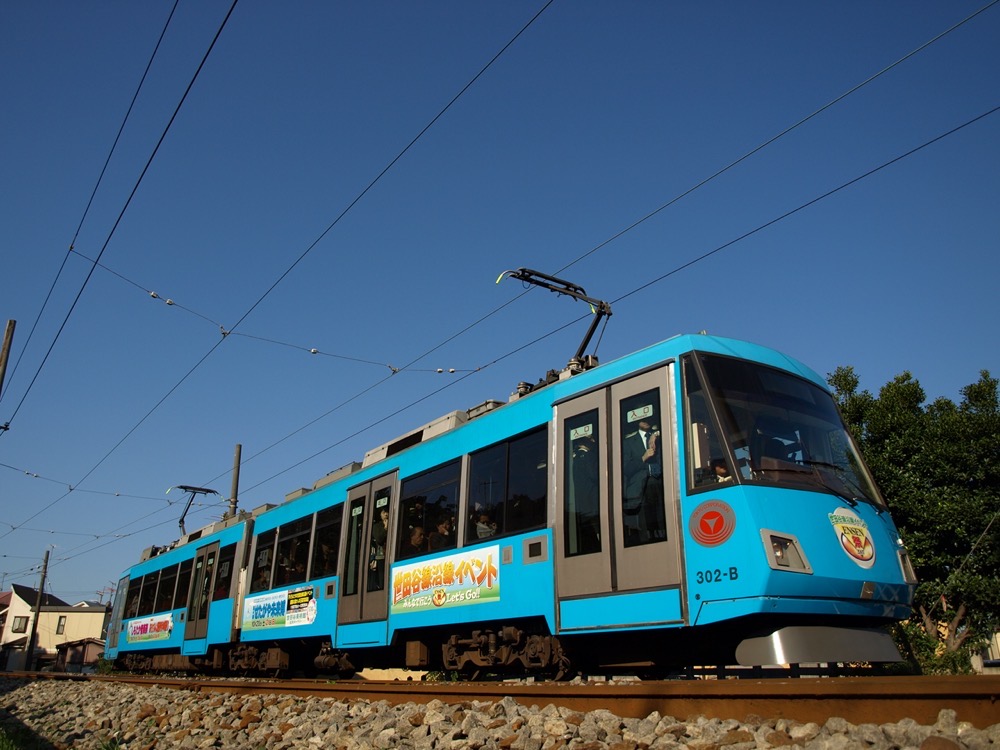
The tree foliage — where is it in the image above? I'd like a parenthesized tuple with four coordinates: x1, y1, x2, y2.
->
(829, 367, 1000, 671)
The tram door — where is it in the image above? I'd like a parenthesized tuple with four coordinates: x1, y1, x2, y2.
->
(338, 473, 395, 626)
(185, 543, 219, 640)
(555, 365, 682, 601)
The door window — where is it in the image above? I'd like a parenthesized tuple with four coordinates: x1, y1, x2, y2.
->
(563, 410, 602, 557)
(368, 487, 391, 592)
(619, 388, 668, 547)
(343, 497, 366, 597)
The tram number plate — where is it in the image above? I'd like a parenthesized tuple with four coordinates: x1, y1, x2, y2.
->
(695, 567, 738, 584)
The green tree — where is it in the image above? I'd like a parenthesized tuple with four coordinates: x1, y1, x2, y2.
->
(829, 367, 1000, 672)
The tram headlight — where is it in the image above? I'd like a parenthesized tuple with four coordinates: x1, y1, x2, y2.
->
(761, 530, 812, 574)
(772, 537, 790, 565)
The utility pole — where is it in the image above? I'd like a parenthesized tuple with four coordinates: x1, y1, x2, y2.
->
(0, 320, 15, 405)
(226, 443, 242, 519)
(25, 549, 49, 671)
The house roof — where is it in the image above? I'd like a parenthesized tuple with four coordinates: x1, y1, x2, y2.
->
(56, 637, 105, 650)
(0, 591, 11, 609)
(42, 604, 110, 614)
(11, 584, 68, 609)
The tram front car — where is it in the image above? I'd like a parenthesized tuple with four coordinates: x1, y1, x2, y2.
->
(679, 343, 917, 666)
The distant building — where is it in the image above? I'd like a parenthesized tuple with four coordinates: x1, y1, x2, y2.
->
(0, 585, 109, 671)
(974, 631, 1000, 675)
(55, 637, 106, 673)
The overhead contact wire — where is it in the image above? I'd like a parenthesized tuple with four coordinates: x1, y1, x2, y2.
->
(0, 1, 182, 412)
(0, 0, 242, 542)
(0, 0, 240, 436)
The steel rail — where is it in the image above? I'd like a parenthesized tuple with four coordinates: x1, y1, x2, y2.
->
(59, 674, 997, 729)
(10, 673, 998, 729)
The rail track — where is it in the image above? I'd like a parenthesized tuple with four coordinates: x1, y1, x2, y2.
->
(15, 673, 1000, 729)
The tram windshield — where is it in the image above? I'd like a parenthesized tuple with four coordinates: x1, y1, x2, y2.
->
(684, 353, 884, 507)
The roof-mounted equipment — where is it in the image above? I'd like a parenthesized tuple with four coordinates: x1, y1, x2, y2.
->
(497, 267, 612, 374)
(169, 485, 220, 535)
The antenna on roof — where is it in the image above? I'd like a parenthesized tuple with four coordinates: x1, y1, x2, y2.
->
(497, 267, 612, 372)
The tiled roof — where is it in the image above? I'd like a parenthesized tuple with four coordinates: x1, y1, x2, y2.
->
(11, 584, 68, 608)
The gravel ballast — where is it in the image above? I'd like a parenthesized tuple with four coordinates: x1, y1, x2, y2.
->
(1, 678, 998, 750)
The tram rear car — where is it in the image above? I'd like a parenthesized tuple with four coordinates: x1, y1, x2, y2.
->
(104, 517, 250, 671)
(107, 334, 915, 675)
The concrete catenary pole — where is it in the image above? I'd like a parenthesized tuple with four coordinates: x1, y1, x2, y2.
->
(227, 443, 241, 519)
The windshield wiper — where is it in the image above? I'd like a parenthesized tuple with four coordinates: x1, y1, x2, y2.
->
(762, 464, 859, 507)
(812, 477, 859, 507)
(798, 460, 875, 508)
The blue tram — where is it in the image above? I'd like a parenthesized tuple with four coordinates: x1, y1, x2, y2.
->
(105, 333, 916, 675)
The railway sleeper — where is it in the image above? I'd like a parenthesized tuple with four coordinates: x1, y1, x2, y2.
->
(442, 625, 569, 677)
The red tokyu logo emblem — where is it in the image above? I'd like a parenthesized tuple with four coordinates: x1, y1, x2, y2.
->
(829, 508, 875, 569)
(689, 500, 736, 546)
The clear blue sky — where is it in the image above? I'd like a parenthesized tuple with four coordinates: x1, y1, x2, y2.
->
(1, 2, 997, 602)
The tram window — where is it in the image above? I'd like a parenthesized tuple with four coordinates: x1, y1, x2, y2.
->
(397, 460, 459, 559)
(506, 428, 547, 533)
(467, 443, 505, 542)
(564, 412, 601, 557)
(310, 507, 342, 580)
(213, 544, 237, 600)
(250, 530, 276, 592)
(467, 427, 547, 542)
(683, 356, 737, 488)
(690, 353, 882, 504)
(176, 559, 193, 608)
(136, 571, 159, 617)
(155, 564, 178, 612)
(124, 577, 142, 619)
(620, 389, 668, 547)
(276, 518, 312, 586)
